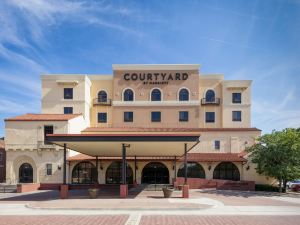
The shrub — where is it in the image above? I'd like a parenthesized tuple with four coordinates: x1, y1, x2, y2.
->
(255, 184, 286, 192)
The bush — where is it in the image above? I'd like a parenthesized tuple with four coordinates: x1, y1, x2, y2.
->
(255, 184, 286, 192)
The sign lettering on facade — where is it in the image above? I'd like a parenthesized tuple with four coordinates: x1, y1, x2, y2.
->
(123, 72, 189, 85)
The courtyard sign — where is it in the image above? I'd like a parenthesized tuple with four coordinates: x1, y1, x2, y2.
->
(123, 72, 189, 85)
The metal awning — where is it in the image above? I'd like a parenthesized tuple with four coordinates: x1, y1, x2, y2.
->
(46, 133, 200, 157)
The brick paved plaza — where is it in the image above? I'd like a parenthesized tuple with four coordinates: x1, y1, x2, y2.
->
(0, 189, 299, 225)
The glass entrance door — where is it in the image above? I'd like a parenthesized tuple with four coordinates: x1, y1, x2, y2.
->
(142, 162, 169, 184)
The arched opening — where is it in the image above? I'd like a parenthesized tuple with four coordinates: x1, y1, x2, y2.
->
(213, 162, 240, 181)
(72, 161, 97, 184)
(123, 89, 134, 101)
(106, 161, 133, 184)
(205, 90, 215, 102)
(179, 88, 189, 101)
(98, 90, 107, 102)
(142, 162, 169, 184)
(177, 162, 205, 178)
(151, 88, 162, 101)
(19, 163, 33, 183)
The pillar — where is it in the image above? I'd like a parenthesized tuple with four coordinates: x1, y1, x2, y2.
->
(120, 143, 128, 198)
(182, 143, 189, 198)
(61, 143, 69, 199)
(134, 155, 138, 186)
(96, 156, 99, 184)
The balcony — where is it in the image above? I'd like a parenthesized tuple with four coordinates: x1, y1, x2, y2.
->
(93, 98, 112, 106)
(201, 98, 221, 105)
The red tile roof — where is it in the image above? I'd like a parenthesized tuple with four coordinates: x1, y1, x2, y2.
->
(83, 127, 261, 132)
(5, 114, 82, 121)
(68, 153, 246, 162)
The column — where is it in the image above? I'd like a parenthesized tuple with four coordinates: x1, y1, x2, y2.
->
(120, 143, 128, 198)
(134, 155, 138, 186)
(182, 143, 189, 198)
(96, 156, 99, 184)
(60, 143, 69, 199)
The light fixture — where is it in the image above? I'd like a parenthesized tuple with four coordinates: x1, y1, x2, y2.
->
(246, 165, 250, 170)
(208, 164, 212, 171)
(57, 165, 61, 170)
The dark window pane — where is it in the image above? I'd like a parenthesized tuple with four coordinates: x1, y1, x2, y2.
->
(232, 93, 241, 103)
(179, 89, 189, 101)
(206, 112, 215, 123)
(151, 89, 161, 101)
(205, 90, 215, 102)
(177, 162, 205, 178)
(124, 112, 133, 122)
(98, 113, 107, 123)
(232, 111, 242, 121)
(151, 112, 161, 122)
(106, 161, 133, 184)
(98, 91, 107, 102)
(179, 111, 189, 122)
(215, 140, 220, 150)
(213, 162, 240, 181)
(64, 88, 73, 99)
(64, 107, 73, 114)
(44, 125, 53, 144)
(123, 89, 134, 101)
(46, 164, 52, 175)
(72, 162, 97, 184)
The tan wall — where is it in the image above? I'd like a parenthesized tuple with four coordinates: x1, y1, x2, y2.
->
(90, 78, 113, 127)
(112, 106, 199, 128)
(41, 75, 91, 125)
(68, 160, 273, 185)
(190, 130, 260, 154)
(5, 150, 65, 184)
(222, 80, 251, 128)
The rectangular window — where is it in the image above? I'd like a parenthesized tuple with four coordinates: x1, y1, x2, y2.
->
(124, 112, 133, 122)
(98, 113, 107, 123)
(64, 107, 73, 114)
(151, 111, 161, 122)
(232, 93, 241, 103)
(46, 163, 52, 175)
(205, 112, 215, 123)
(232, 111, 242, 121)
(214, 140, 220, 150)
(44, 125, 53, 144)
(179, 111, 189, 122)
(64, 88, 73, 99)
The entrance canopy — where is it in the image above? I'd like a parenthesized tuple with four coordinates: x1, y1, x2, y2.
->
(46, 133, 200, 157)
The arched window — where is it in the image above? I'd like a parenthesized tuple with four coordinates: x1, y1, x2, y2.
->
(142, 162, 169, 184)
(106, 161, 133, 184)
(177, 162, 205, 178)
(72, 161, 97, 184)
(213, 162, 240, 181)
(205, 90, 215, 102)
(151, 88, 161, 101)
(19, 163, 33, 183)
(123, 89, 134, 101)
(179, 88, 189, 101)
(98, 90, 107, 103)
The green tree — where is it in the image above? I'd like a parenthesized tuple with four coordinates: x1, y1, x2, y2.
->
(247, 128, 300, 192)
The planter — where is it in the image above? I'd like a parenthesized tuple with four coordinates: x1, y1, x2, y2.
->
(162, 187, 174, 198)
(88, 188, 99, 199)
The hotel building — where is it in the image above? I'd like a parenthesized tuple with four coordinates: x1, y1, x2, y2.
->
(4, 64, 271, 197)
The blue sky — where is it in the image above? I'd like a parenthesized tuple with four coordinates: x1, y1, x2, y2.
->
(0, 0, 299, 136)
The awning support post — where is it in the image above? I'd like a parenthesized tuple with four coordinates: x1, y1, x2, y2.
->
(134, 155, 137, 186)
(60, 143, 69, 199)
(120, 143, 128, 198)
(184, 143, 187, 185)
(63, 143, 67, 185)
(182, 143, 189, 198)
(96, 156, 99, 184)
(173, 156, 177, 184)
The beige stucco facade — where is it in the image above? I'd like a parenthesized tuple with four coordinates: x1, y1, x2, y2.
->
(4, 64, 272, 186)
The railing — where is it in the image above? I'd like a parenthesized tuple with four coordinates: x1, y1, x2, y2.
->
(201, 98, 221, 105)
(93, 98, 112, 106)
